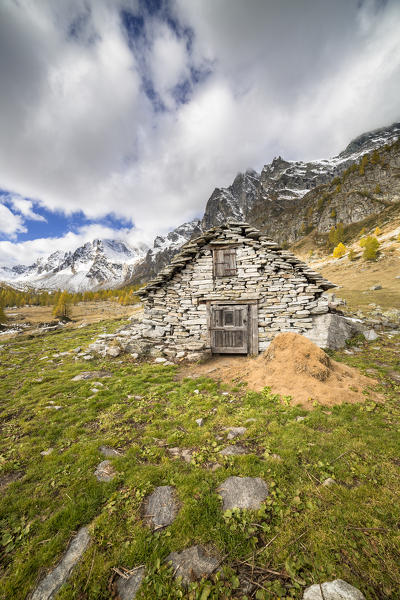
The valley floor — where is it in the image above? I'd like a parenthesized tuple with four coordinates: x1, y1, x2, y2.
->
(1, 319, 400, 599)
(1, 301, 140, 340)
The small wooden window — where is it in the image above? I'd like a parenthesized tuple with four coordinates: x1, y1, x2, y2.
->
(213, 248, 237, 277)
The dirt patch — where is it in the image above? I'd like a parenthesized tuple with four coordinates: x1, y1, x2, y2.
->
(0, 471, 23, 491)
(181, 333, 379, 409)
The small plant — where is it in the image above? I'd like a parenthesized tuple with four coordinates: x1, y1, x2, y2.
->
(333, 242, 346, 258)
(374, 184, 382, 194)
(374, 226, 382, 236)
(330, 208, 336, 218)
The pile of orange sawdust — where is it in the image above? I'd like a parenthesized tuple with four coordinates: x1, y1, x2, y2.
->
(182, 332, 379, 409)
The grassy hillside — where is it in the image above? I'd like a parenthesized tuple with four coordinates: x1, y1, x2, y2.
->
(1, 321, 400, 599)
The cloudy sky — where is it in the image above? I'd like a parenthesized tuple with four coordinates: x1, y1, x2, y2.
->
(1, 0, 400, 266)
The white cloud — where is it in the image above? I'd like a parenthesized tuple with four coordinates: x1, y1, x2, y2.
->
(0, 222, 148, 267)
(0, 0, 399, 266)
(148, 22, 189, 108)
(0, 204, 27, 238)
(10, 196, 47, 222)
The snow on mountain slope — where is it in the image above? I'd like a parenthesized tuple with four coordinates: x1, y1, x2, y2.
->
(0, 239, 148, 292)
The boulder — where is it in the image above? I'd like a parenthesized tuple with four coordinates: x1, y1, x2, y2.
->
(94, 460, 116, 482)
(143, 486, 179, 530)
(166, 545, 219, 585)
(304, 313, 364, 350)
(116, 567, 145, 600)
(303, 579, 366, 600)
(219, 445, 248, 456)
(217, 476, 269, 510)
(224, 427, 247, 440)
(30, 527, 90, 600)
(364, 329, 378, 341)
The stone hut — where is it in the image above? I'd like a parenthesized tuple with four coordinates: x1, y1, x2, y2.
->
(134, 222, 339, 361)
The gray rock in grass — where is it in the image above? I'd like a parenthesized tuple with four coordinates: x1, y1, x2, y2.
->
(225, 427, 247, 440)
(99, 446, 122, 458)
(94, 460, 116, 482)
(219, 445, 248, 456)
(217, 476, 269, 511)
(166, 545, 219, 585)
(303, 579, 366, 600)
(116, 567, 145, 600)
(322, 477, 337, 488)
(30, 527, 90, 600)
(143, 486, 179, 530)
(40, 448, 54, 456)
(71, 371, 112, 381)
(364, 329, 379, 341)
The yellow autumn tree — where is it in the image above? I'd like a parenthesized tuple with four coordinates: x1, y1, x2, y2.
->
(333, 242, 347, 258)
(52, 291, 72, 320)
(0, 300, 7, 324)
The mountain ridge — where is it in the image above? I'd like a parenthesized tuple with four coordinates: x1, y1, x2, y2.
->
(1, 121, 399, 291)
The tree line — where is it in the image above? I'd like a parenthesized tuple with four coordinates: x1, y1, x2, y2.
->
(0, 285, 142, 324)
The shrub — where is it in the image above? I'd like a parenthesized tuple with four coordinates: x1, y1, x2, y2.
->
(328, 222, 345, 250)
(348, 249, 357, 261)
(333, 243, 346, 258)
(362, 236, 380, 261)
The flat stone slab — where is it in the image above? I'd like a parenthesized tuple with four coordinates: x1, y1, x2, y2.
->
(303, 579, 366, 600)
(99, 445, 122, 458)
(217, 476, 269, 511)
(40, 448, 54, 456)
(30, 527, 90, 600)
(94, 460, 116, 482)
(143, 486, 179, 530)
(166, 545, 219, 586)
(168, 447, 193, 463)
(219, 445, 248, 456)
(224, 427, 247, 440)
(116, 567, 145, 600)
(71, 371, 112, 381)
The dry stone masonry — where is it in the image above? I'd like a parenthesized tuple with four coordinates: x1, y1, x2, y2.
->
(133, 222, 336, 359)
(88, 222, 366, 359)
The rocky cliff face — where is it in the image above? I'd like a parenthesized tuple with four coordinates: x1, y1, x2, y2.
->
(250, 137, 400, 244)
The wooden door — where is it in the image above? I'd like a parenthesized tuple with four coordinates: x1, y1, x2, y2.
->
(210, 305, 248, 354)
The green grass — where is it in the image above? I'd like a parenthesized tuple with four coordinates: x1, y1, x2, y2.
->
(1, 321, 400, 599)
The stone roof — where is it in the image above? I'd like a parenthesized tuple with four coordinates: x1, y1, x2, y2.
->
(137, 222, 336, 297)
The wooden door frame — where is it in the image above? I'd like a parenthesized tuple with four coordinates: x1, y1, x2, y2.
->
(206, 300, 258, 356)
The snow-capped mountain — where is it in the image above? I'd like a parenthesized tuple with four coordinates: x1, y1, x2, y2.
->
(0, 239, 148, 292)
(1, 121, 399, 291)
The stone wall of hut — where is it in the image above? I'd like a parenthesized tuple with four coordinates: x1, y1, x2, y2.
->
(133, 225, 330, 360)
